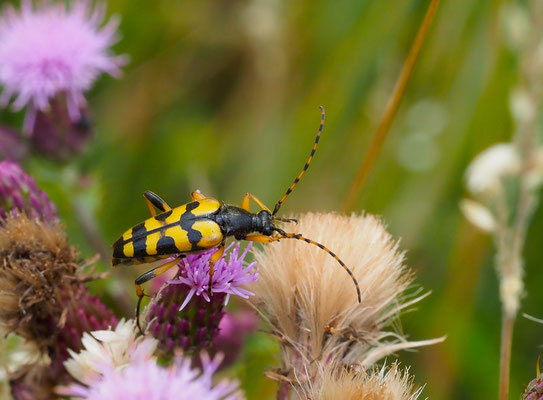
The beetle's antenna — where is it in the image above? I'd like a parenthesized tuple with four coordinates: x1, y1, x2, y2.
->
(273, 216, 298, 224)
(272, 229, 361, 303)
(272, 107, 325, 216)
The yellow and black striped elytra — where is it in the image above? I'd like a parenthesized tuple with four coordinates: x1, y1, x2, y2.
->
(112, 107, 361, 332)
(112, 198, 223, 266)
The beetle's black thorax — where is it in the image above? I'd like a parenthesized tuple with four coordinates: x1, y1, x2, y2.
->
(214, 204, 275, 239)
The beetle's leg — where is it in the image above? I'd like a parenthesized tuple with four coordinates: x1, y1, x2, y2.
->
(241, 234, 277, 243)
(191, 191, 207, 201)
(144, 191, 171, 217)
(134, 256, 183, 333)
(241, 193, 272, 212)
(207, 244, 225, 296)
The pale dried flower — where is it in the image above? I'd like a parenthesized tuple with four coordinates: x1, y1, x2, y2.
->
(62, 319, 156, 388)
(510, 88, 536, 125)
(500, 274, 523, 317)
(503, 3, 531, 50)
(459, 199, 496, 232)
(0, 335, 47, 382)
(465, 143, 521, 197)
(251, 212, 443, 387)
(305, 362, 423, 400)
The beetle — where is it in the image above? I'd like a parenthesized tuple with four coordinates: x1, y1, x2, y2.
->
(112, 107, 361, 331)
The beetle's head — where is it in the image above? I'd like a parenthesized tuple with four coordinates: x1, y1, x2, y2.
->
(257, 210, 274, 236)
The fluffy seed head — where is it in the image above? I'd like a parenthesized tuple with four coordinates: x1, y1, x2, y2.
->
(252, 212, 442, 383)
(307, 362, 423, 400)
(0, 0, 126, 132)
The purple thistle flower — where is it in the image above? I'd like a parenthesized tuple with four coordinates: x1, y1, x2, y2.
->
(171, 242, 258, 310)
(0, 160, 57, 222)
(65, 352, 244, 400)
(146, 243, 257, 354)
(0, 0, 126, 132)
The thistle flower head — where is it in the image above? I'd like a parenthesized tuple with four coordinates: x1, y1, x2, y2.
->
(145, 243, 257, 354)
(0, 0, 125, 132)
(308, 362, 423, 400)
(171, 243, 258, 309)
(0, 214, 111, 348)
(252, 212, 443, 384)
(0, 214, 117, 398)
(61, 319, 156, 389)
(0, 160, 57, 222)
(61, 339, 244, 400)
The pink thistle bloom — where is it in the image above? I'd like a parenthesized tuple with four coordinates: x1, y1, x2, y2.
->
(170, 242, 258, 311)
(65, 352, 244, 400)
(0, 0, 126, 132)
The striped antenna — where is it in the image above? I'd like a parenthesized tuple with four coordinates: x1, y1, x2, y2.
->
(272, 106, 325, 216)
(272, 230, 361, 303)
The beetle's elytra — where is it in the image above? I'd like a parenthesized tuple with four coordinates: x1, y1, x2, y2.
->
(112, 107, 361, 332)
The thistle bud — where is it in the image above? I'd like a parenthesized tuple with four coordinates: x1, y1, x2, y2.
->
(523, 372, 543, 400)
(0, 160, 57, 222)
(31, 99, 93, 161)
(148, 284, 225, 354)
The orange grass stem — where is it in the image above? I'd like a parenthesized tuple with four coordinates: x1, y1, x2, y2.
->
(499, 313, 514, 400)
(342, 0, 440, 212)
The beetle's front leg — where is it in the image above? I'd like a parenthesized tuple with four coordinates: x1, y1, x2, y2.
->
(241, 234, 279, 243)
(240, 192, 272, 212)
(208, 244, 225, 296)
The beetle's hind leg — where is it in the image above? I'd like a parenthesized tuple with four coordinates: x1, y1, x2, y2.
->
(134, 256, 184, 334)
(144, 191, 171, 217)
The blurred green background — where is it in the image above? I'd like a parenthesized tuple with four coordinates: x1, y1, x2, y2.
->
(3, 0, 543, 398)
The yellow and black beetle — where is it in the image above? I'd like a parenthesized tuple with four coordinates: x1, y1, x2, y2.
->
(112, 107, 361, 331)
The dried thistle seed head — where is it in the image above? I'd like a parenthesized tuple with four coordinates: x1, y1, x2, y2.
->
(0, 160, 57, 222)
(0, 214, 116, 361)
(308, 362, 423, 400)
(251, 212, 442, 381)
